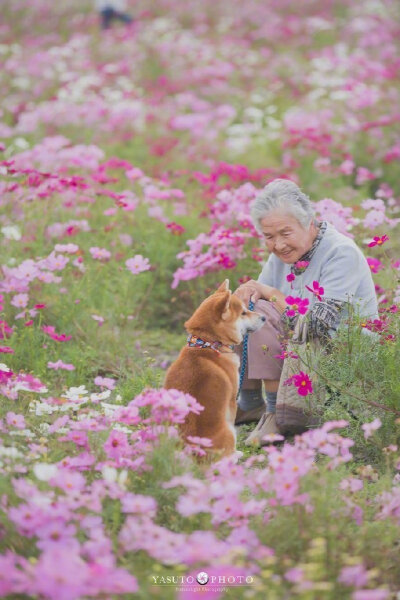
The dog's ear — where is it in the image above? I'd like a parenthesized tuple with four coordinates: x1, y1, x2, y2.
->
(216, 279, 230, 294)
(215, 290, 232, 320)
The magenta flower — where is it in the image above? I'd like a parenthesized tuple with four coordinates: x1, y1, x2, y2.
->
(285, 296, 309, 317)
(367, 235, 389, 247)
(366, 257, 384, 274)
(217, 252, 237, 269)
(166, 222, 185, 235)
(125, 255, 151, 274)
(293, 371, 313, 396)
(43, 325, 72, 342)
(285, 371, 313, 396)
(305, 280, 324, 301)
(286, 273, 295, 283)
(274, 349, 299, 360)
(0, 346, 14, 354)
(0, 366, 14, 384)
(293, 260, 309, 271)
(0, 320, 13, 338)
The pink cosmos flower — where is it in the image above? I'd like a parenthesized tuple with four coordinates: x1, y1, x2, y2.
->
(35, 522, 77, 552)
(352, 590, 390, 600)
(59, 431, 89, 450)
(356, 167, 376, 185)
(54, 243, 79, 254)
(47, 360, 75, 371)
(11, 293, 29, 309)
(339, 159, 355, 175)
(50, 470, 86, 492)
(33, 547, 89, 599)
(119, 233, 133, 246)
(186, 436, 213, 447)
(89, 247, 111, 261)
(305, 280, 324, 301)
(338, 564, 368, 588)
(361, 418, 382, 439)
(367, 235, 389, 247)
(0, 346, 14, 354)
(340, 478, 363, 493)
(131, 388, 204, 425)
(41, 252, 70, 271)
(285, 567, 306, 583)
(103, 430, 132, 460)
(91, 314, 105, 326)
(121, 493, 158, 516)
(285, 296, 309, 317)
(94, 376, 115, 390)
(125, 255, 151, 274)
(6, 411, 26, 429)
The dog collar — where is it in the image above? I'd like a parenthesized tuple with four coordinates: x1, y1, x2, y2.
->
(187, 334, 235, 354)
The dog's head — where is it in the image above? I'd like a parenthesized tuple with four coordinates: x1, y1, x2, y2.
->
(185, 279, 266, 346)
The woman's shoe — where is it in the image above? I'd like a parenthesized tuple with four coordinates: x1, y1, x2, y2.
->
(235, 403, 267, 425)
(244, 412, 280, 446)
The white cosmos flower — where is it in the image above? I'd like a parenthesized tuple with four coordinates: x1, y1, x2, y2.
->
(62, 385, 88, 401)
(33, 463, 59, 481)
(1, 225, 21, 241)
(0, 446, 23, 458)
(90, 390, 111, 402)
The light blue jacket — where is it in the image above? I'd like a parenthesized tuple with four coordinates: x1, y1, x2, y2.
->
(258, 222, 379, 321)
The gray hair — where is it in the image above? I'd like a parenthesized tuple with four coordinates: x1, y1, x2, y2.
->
(250, 179, 315, 231)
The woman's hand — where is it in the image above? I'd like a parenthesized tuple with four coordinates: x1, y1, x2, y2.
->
(234, 280, 287, 313)
(234, 280, 275, 304)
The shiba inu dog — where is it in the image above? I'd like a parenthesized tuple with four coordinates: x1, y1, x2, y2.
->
(164, 280, 266, 458)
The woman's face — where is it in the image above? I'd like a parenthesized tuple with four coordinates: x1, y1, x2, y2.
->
(260, 211, 317, 264)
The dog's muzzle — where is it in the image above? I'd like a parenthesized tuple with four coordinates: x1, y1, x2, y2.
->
(244, 314, 266, 334)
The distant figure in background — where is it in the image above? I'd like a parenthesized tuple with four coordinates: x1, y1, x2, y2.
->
(95, 0, 133, 29)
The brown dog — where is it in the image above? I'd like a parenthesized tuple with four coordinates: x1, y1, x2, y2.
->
(164, 280, 265, 458)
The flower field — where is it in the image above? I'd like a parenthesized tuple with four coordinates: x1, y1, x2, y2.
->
(0, 0, 400, 598)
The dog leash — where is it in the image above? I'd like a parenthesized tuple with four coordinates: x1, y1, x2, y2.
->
(236, 299, 255, 400)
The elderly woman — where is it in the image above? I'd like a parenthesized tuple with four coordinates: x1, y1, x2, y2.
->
(234, 179, 378, 445)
